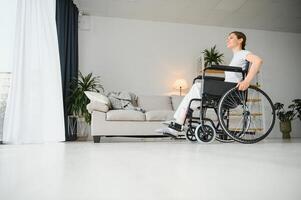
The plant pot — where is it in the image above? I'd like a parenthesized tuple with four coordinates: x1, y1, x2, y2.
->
(280, 120, 291, 139)
(76, 117, 89, 137)
(67, 115, 78, 141)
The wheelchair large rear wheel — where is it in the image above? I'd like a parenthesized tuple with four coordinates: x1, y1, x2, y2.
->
(218, 86, 275, 144)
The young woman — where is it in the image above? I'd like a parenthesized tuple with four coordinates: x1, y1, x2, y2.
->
(156, 31, 263, 137)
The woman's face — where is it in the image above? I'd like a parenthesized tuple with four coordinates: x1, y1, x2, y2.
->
(226, 33, 242, 49)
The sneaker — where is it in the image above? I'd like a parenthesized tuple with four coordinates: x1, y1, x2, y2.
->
(155, 127, 179, 138)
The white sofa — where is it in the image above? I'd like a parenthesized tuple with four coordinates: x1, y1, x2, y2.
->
(87, 95, 186, 143)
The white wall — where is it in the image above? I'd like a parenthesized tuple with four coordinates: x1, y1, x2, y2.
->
(79, 16, 301, 138)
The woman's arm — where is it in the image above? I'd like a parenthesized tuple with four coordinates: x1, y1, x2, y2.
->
(237, 53, 263, 91)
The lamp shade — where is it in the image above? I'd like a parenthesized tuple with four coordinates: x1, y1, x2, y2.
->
(173, 79, 188, 90)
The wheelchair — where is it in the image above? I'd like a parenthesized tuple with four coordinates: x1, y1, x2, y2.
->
(183, 62, 275, 144)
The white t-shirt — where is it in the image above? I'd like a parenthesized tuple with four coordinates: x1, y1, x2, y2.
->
(225, 50, 251, 83)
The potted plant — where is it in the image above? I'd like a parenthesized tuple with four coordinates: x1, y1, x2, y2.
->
(68, 72, 104, 137)
(274, 99, 301, 139)
(202, 45, 224, 67)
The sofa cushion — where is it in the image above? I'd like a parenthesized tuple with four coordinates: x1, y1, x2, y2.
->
(171, 95, 184, 110)
(137, 95, 172, 111)
(106, 110, 146, 121)
(145, 110, 174, 121)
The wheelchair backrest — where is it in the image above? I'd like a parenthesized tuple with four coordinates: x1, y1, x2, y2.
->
(203, 77, 236, 97)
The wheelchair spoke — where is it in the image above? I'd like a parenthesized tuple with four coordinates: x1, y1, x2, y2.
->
(223, 99, 237, 108)
(235, 89, 245, 105)
(226, 98, 236, 107)
(229, 93, 239, 107)
(250, 117, 259, 134)
(233, 116, 244, 134)
(247, 89, 256, 111)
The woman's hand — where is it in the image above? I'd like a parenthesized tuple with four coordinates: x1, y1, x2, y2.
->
(236, 80, 250, 91)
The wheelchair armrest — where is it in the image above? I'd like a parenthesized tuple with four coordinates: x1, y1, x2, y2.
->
(193, 61, 250, 83)
(206, 65, 243, 73)
(193, 75, 224, 84)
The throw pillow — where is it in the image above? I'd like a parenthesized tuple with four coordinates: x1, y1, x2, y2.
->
(84, 91, 111, 106)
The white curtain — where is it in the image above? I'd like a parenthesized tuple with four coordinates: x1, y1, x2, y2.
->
(3, 0, 65, 144)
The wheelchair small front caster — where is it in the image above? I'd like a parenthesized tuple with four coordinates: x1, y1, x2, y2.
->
(195, 124, 216, 143)
(186, 127, 197, 142)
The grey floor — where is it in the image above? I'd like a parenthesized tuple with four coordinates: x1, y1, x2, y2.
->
(0, 138, 301, 200)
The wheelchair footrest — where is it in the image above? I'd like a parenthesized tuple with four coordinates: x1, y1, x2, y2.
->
(168, 122, 184, 132)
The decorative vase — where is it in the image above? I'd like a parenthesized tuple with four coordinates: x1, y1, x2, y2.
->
(280, 120, 291, 139)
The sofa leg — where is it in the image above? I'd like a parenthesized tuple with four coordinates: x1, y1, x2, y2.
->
(93, 136, 101, 143)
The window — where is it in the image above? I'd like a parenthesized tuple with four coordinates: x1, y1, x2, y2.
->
(0, 0, 17, 140)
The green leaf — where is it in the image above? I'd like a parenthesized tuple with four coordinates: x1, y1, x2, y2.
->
(67, 71, 104, 124)
(202, 45, 224, 67)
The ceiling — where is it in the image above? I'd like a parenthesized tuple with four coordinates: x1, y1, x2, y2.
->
(74, 0, 301, 33)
